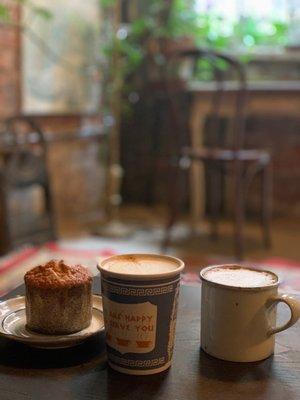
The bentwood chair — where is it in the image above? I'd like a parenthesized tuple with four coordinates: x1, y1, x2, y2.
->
(162, 49, 272, 260)
(0, 116, 56, 255)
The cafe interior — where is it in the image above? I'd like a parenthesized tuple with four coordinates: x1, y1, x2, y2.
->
(1, 1, 300, 398)
(0, 0, 300, 295)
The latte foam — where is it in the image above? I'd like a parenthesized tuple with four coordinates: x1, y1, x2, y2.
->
(100, 254, 183, 276)
(202, 266, 277, 288)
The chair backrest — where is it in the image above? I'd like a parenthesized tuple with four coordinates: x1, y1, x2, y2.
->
(4, 116, 45, 146)
(3, 116, 49, 187)
(164, 48, 247, 152)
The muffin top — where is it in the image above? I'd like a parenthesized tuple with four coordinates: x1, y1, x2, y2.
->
(24, 259, 92, 289)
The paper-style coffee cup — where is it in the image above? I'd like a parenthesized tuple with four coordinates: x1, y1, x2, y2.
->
(97, 253, 185, 375)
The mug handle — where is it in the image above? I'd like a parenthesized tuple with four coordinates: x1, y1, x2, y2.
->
(268, 294, 300, 336)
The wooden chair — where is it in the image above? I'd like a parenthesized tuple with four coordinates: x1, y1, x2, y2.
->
(0, 116, 56, 255)
(162, 49, 272, 260)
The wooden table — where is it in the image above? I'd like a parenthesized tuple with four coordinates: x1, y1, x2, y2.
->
(1, 278, 300, 400)
(188, 80, 300, 228)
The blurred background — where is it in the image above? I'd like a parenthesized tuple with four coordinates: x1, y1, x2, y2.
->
(0, 0, 300, 293)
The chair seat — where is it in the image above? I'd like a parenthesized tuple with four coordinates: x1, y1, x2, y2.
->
(182, 147, 270, 163)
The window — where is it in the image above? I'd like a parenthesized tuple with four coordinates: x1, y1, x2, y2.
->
(195, 0, 295, 21)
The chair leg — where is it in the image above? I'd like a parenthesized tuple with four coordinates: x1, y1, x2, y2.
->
(0, 172, 11, 255)
(261, 162, 272, 248)
(162, 164, 185, 251)
(234, 161, 245, 261)
(43, 184, 56, 241)
(209, 164, 220, 240)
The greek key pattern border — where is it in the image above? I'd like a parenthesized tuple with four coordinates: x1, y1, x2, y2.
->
(102, 281, 176, 296)
(109, 354, 165, 368)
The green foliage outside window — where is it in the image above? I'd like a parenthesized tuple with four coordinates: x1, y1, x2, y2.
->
(100, 0, 289, 85)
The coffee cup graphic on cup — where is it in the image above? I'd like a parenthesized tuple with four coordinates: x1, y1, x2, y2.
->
(200, 264, 300, 362)
(98, 254, 184, 375)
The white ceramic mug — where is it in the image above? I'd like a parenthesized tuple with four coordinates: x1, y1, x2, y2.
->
(200, 265, 300, 362)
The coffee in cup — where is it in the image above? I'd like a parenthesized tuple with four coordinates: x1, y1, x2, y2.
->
(203, 265, 277, 288)
(98, 254, 185, 375)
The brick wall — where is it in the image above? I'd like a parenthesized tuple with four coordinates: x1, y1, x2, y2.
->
(0, 4, 20, 118)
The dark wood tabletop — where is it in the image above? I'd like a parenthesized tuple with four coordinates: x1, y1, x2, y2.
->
(1, 277, 299, 400)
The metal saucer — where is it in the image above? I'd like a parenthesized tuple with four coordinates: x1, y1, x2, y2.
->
(0, 295, 104, 349)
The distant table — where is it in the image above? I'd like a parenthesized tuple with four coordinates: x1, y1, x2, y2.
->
(1, 278, 300, 400)
(187, 80, 300, 228)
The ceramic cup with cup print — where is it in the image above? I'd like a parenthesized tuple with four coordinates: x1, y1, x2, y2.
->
(200, 264, 300, 362)
(98, 254, 185, 375)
